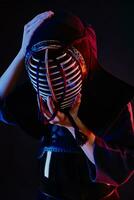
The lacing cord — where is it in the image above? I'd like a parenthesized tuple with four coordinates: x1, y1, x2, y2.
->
(65, 111, 88, 146)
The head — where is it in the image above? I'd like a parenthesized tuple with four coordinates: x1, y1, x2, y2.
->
(25, 10, 97, 121)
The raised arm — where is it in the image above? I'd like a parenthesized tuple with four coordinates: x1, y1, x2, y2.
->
(0, 11, 54, 99)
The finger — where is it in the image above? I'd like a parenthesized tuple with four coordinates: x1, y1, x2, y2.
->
(49, 121, 66, 127)
(25, 19, 44, 34)
(26, 13, 52, 32)
(49, 120, 59, 125)
(47, 96, 55, 114)
(25, 19, 45, 38)
(50, 111, 66, 123)
(57, 111, 71, 126)
(49, 116, 60, 124)
(57, 111, 66, 122)
(27, 11, 54, 26)
(70, 93, 81, 114)
(51, 115, 71, 127)
(24, 11, 54, 33)
(32, 11, 54, 22)
(41, 101, 52, 120)
(49, 111, 72, 127)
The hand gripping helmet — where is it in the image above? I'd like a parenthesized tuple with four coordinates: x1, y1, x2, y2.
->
(25, 10, 97, 122)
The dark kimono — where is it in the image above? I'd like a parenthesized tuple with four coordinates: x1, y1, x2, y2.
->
(0, 63, 134, 199)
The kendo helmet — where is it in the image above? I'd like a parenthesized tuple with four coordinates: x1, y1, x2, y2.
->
(25, 10, 97, 121)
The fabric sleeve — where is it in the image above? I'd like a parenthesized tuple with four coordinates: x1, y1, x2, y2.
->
(0, 82, 45, 140)
(0, 97, 16, 125)
(91, 103, 134, 186)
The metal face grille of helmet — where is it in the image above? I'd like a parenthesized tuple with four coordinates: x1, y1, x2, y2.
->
(25, 40, 86, 111)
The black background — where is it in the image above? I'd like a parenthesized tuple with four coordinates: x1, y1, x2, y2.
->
(0, 1, 134, 199)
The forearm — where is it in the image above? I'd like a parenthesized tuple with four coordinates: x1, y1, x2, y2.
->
(0, 11, 54, 100)
(0, 50, 24, 99)
(68, 117, 96, 164)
